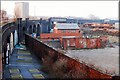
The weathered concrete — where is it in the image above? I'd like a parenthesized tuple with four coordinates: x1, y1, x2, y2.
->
(66, 46, 119, 76)
(0, 25, 2, 79)
(0, 54, 2, 79)
(3, 46, 47, 79)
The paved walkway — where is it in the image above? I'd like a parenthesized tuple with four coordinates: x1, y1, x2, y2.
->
(3, 45, 47, 79)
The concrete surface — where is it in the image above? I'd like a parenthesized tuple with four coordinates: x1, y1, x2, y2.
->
(65, 46, 119, 76)
(3, 45, 47, 79)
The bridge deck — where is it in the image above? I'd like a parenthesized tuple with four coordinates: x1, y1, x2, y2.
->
(3, 45, 48, 79)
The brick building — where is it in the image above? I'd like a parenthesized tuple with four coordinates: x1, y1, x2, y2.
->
(40, 23, 82, 40)
(60, 36, 107, 50)
(83, 23, 114, 29)
(53, 23, 80, 33)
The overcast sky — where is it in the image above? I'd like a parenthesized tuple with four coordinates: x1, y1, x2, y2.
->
(1, 1, 119, 19)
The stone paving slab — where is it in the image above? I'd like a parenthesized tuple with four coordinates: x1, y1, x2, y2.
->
(9, 68, 20, 74)
(17, 56, 32, 60)
(11, 74, 23, 79)
(32, 74, 45, 79)
(3, 46, 48, 79)
(29, 69, 40, 73)
(17, 50, 31, 55)
(16, 59, 32, 63)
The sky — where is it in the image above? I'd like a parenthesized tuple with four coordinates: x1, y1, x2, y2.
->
(1, 1, 119, 19)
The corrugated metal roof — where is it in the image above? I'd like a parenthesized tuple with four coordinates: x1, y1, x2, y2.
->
(56, 23, 79, 29)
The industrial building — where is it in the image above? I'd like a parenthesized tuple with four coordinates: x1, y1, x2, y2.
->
(114, 22, 119, 30)
(60, 36, 106, 50)
(40, 22, 82, 40)
(0, 10, 8, 23)
(2, 17, 119, 79)
(1, 1, 119, 79)
(14, 2, 29, 19)
(83, 23, 114, 29)
(25, 17, 119, 36)
(53, 23, 80, 33)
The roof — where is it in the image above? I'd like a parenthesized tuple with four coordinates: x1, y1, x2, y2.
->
(55, 23, 79, 30)
(61, 36, 78, 38)
(66, 46, 119, 76)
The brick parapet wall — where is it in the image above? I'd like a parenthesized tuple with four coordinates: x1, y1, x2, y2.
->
(25, 34, 114, 79)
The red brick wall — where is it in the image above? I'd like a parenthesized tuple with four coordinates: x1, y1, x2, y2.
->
(61, 37, 102, 50)
(40, 33, 82, 39)
(77, 38, 87, 48)
(86, 38, 98, 49)
(53, 29, 79, 34)
(25, 34, 112, 79)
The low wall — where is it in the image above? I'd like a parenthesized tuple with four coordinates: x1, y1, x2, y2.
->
(40, 33, 82, 39)
(25, 34, 113, 79)
(0, 54, 2, 79)
(61, 37, 103, 50)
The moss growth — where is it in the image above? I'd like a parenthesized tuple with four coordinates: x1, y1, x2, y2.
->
(32, 74, 44, 79)
(18, 50, 30, 54)
(29, 69, 40, 73)
(16, 59, 32, 63)
(11, 74, 23, 79)
(40, 55, 87, 78)
(9, 69, 20, 74)
(17, 56, 32, 60)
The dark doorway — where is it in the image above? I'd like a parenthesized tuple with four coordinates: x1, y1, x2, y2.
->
(33, 24, 36, 33)
(37, 24, 41, 37)
(29, 25, 33, 34)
